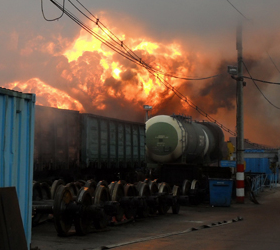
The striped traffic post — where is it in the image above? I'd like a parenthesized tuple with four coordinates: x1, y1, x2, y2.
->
(236, 164, 244, 203)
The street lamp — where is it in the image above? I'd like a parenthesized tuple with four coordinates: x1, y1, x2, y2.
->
(143, 105, 152, 121)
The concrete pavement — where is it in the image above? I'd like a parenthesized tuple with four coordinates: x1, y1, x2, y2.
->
(32, 186, 280, 250)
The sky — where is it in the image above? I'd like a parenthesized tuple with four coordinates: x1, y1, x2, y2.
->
(1, 1, 280, 147)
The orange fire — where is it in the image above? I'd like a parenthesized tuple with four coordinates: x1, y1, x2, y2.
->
(61, 24, 191, 112)
(3, 17, 196, 116)
(3, 78, 84, 111)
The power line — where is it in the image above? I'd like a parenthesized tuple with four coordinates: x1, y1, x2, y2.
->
(226, 0, 250, 21)
(151, 72, 237, 136)
(243, 61, 280, 110)
(242, 76, 280, 85)
(266, 51, 280, 74)
(53, 0, 222, 81)
(226, 1, 280, 78)
(41, 0, 66, 21)
(43, 0, 237, 135)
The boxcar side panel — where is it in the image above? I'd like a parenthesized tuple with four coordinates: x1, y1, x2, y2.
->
(125, 124, 132, 165)
(132, 125, 139, 161)
(139, 125, 145, 162)
(109, 121, 117, 165)
(118, 123, 125, 162)
(80, 113, 145, 171)
(100, 119, 108, 161)
(33, 106, 80, 175)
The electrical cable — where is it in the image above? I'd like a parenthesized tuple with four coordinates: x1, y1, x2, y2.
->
(266, 51, 280, 74)
(150, 70, 237, 136)
(226, 0, 250, 21)
(41, 0, 66, 21)
(43, 0, 280, 147)
(227, 1, 280, 80)
(242, 76, 280, 85)
(242, 61, 280, 109)
(49, 0, 147, 69)
(45, 0, 237, 136)
(67, 0, 222, 81)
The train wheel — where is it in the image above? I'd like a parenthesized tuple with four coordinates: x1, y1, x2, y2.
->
(93, 185, 110, 229)
(111, 181, 125, 222)
(85, 180, 97, 197)
(74, 181, 83, 192)
(66, 182, 79, 197)
(144, 178, 150, 184)
(74, 187, 93, 235)
(124, 184, 138, 219)
(182, 179, 191, 195)
(108, 181, 117, 195)
(136, 182, 150, 218)
(32, 182, 43, 226)
(33, 182, 42, 201)
(189, 179, 200, 205)
(97, 180, 109, 188)
(53, 185, 74, 236)
(39, 182, 52, 223)
(77, 180, 86, 186)
(172, 185, 180, 214)
(124, 183, 138, 196)
(149, 180, 159, 195)
(51, 179, 65, 200)
(148, 180, 159, 215)
(94, 185, 110, 206)
(40, 182, 51, 200)
(158, 182, 171, 215)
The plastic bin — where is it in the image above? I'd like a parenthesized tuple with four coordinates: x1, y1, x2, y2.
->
(209, 179, 233, 207)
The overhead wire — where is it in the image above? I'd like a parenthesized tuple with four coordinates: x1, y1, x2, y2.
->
(44, 0, 237, 135)
(242, 76, 280, 85)
(48, 0, 147, 68)
(41, 0, 66, 21)
(226, 0, 250, 21)
(67, 0, 222, 81)
(227, 1, 280, 84)
(242, 61, 280, 110)
(148, 70, 237, 136)
(266, 51, 280, 74)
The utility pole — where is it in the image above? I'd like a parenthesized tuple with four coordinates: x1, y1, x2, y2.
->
(143, 105, 153, 121)
(236, 23, 245, 203)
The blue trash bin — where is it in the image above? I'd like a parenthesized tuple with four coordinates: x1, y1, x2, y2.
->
(209, 179, 233, 207)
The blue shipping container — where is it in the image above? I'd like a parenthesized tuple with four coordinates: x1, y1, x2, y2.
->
(209, 179, 233, 207)
(0, 87, 36, 250)
(244, 157, 271, 175)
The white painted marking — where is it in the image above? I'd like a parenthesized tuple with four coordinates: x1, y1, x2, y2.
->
(236, 172, 244, 180)
(236, 188, 244, 197)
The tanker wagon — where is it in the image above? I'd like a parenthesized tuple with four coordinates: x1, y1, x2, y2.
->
(145, 114, 231, 203)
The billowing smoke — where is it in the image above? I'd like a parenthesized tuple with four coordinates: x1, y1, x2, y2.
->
(1, 2, 280, 147)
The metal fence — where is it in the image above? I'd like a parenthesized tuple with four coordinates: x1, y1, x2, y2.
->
(249, 173, 278, 196)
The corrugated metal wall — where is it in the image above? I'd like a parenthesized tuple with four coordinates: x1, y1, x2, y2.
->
(33, 105, 80, 174)
(80, 113, 145, 168)
(0, 87, 36, 250)
(244, 158, 270, 174)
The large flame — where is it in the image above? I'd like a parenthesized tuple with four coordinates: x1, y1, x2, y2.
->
(60, 25, 190, 113)
(3, 17, 200, 117)
(2, 12, 280, 147)
(4, 78, 84, 111)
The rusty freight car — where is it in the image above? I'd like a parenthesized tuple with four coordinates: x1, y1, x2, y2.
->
(33, 106, 80, 182)
(33, 106, 146, 183)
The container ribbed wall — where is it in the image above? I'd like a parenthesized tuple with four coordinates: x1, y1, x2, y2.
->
(0, 87, 36, 250)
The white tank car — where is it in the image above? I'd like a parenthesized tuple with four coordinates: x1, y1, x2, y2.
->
(145, 115, 225, 164)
